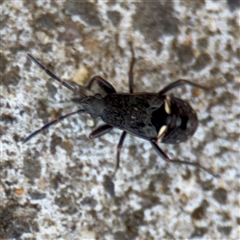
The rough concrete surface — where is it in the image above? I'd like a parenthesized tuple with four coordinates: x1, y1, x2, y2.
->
(1, 1, 239, 239)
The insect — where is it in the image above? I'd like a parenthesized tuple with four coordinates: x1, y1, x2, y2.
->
(24, 48, 214, 178)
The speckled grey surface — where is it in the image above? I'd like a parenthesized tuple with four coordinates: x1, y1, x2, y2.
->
(1, 1, 239, 239)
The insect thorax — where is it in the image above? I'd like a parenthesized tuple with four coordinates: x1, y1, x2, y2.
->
(102, 94, 164, 139)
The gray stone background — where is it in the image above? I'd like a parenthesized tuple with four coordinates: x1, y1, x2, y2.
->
(1, 1, 239, 239)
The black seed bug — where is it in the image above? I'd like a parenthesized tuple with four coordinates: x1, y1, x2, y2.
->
(23, 47, 215, 178)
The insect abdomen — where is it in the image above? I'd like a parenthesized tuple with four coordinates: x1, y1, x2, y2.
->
(161, 97, 198, 144)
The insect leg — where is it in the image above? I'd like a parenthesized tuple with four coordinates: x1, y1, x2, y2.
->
(158, 79, 207, 95)
(111, 131, 127, 178)
(86, 76, 116, 94)
(150, 141, 216, 177)
(23, 109, 85, 143)
(89, 124, 113, 139)
(27, 53, 80, 94)
(128, 42, 135, 93)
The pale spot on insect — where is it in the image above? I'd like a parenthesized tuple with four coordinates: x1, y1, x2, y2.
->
(157, 125, 168, 142)
(164, 96, 171, 115)
(187, 121, 194, 129)
(176, 117, 182, 127)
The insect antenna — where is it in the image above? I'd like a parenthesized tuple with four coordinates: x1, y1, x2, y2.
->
(24, 54, 88, 143)
(27, 53, 86, 98)
(23, 109, 85, 143)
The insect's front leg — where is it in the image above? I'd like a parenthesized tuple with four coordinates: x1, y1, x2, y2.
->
(86, 76, 116, 94)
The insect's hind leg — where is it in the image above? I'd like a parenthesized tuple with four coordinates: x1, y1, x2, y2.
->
(158, 79, 207, 95)
(111, 131, 127, 179)
(90, 127, 128, 179)
(150, 141, 216, 177)
(86, 76, 116, 94)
